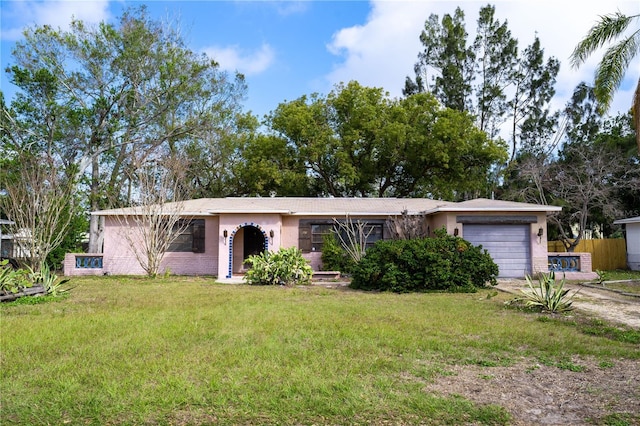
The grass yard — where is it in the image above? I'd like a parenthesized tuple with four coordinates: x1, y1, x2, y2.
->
(1, 276, 639, 425)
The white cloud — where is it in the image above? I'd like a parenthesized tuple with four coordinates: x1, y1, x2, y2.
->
(326, 0, 640, 117)
(1, 0, 111, 41)
(203, 43, 275, 76)
(273, 1, 309, 17)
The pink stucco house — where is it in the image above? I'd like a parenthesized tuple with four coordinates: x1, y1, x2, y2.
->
(65, 197, 566, 280)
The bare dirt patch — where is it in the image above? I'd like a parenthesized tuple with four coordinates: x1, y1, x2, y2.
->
(422, 357, 639, 425)
(423, 279, 640, 425)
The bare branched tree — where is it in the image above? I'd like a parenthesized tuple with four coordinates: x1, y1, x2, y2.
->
(332, 215, 374, 264)
(386, 210, 430, 240)
(514, 144, 637, 251)
(0, 153, 76, 270)
(115, 155, 193, 277)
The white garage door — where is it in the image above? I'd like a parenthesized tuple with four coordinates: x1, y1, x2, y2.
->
(463, 224, 531, 278)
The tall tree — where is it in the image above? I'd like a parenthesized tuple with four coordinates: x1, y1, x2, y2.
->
(3, 6, 246, 252)
(508, 37, 560, 159)
(405, 5, 559, 162)
(404, 7, 474, 111)
(267, 81, 507, 199)
(570, 11, 640, 151)
(505, 86, 638, 251)
(0, 73, 81, 269)
(472, 5, 518, 138)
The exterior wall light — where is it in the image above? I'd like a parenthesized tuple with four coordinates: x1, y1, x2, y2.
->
(537, 227, 544, 243)
(453, 228, 459, 236)
(269, 229, 275, 244)
(223, 229, 228, 245)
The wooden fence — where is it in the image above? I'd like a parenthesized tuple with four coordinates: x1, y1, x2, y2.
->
(548, 239, 627, 271)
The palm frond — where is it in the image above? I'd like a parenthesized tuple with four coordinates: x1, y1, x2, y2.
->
(570, 12, 637, 68)
(593, 31, 640, 111)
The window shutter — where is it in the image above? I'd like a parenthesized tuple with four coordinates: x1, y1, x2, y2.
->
(192, 219, 205, 253)
(299, 221, 311, 252)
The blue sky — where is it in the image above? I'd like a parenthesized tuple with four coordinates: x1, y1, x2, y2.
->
(1, 0, 639, 121)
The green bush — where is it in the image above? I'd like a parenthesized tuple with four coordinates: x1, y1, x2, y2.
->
(0, 259, 32, 294)
(320, 233, 356, 274)
(244, 247, 313, 286)
(350, 229, 498, 293)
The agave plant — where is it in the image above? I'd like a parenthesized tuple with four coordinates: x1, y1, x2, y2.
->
(27, 263, 71, 297)
(518, 271, 579, 313)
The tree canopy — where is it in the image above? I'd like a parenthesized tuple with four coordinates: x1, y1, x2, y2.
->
(2, 6, 247, 253)
(265, 81, 507, 199)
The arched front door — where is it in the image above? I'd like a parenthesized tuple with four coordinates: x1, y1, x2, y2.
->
(228, 223, 269, 277)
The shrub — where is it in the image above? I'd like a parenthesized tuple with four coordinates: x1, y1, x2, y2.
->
(244, 247, 313, 286)
(0, 259, 32, 294)
(320, 233, 356, 274)
(350, 229, 498, 293)
(510, 271, 579, 313)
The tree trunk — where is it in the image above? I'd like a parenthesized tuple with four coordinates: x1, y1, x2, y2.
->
(88, 215, 104, 253)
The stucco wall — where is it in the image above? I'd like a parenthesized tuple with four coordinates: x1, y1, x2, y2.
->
(282, 216, 299, 249)
(217, 213, 282, 279)
(102, 216, 219, 276)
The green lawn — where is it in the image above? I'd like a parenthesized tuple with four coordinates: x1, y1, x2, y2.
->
(1, 276, 638, 425)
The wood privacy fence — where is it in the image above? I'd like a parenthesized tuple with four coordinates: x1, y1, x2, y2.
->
(548, 239, 627, 271)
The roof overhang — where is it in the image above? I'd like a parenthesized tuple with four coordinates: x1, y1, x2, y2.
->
(423, 206, 562, 214)
(613, 216, 640, 225)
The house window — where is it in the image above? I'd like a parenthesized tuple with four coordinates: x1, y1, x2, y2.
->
(167, 219, 205, 253)
(311, 224, 333, 251)
(299, 220, 384, 252)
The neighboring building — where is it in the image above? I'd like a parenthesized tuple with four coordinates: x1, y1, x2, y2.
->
(0, 219, 14, 259)
(613, 216, 640, 271)
(66, 197, 562, 280)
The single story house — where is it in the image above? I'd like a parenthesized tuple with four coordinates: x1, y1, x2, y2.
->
(613, 216, 640, 271)
(65, 197, 563, 280)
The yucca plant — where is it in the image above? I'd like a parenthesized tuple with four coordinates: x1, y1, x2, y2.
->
(517, 271, 579, 313)
(27, 262, 71, 296)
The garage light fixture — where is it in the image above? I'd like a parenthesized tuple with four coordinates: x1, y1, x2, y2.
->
(223, 229, 228, 245)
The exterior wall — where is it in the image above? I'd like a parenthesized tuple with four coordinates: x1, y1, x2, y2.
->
(626, 223, 640, 271)
(293, 214, 390, 271)
(439, 211, 550, 277)
(100, 216, 219, 276)
(305, 251, 323, 271)
(282, 216, 300, 249)
(547, 252, 598, 280)
(63, 253, 105, 276)
(217, 213, 282, 279)
(430, 213, 456, 235)
(232, 228, 245, 274)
